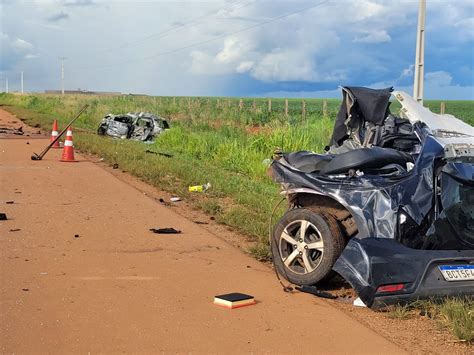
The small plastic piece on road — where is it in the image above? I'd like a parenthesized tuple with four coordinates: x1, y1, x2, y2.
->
(353, 297, 367, 307)
(149, 228, 181, 234)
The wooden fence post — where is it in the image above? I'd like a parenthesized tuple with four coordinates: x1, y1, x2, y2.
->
(239, 99, 244, 111)
(440, 102, 446, 115)
(285, 99, 288, 116)
(302, 100, 306, 120)
(323, 99, 328, 118)
(268, 98, 272, 113)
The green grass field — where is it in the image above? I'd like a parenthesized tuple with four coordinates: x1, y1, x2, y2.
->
(1, 92, 473, 342)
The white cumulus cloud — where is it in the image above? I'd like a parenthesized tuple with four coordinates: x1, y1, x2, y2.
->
(353, 30, 391, 43)
(425, 71, 452, 87)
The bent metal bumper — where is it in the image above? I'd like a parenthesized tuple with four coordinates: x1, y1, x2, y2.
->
(333, 238, 474, 309)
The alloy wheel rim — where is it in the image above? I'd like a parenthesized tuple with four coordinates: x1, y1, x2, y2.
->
(279, 219, 324, 275)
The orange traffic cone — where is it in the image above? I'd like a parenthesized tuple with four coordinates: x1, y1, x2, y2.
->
(50, 120, 60, 148)
(60, 126, 77, 162)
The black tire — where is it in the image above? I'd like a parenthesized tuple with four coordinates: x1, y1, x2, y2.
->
(97, 124, 107, 136)
(271, 208, 345, 285)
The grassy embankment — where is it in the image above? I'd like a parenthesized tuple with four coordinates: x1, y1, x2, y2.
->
(388, 298, 473, 343)
(1, 93, 472, 343)
(0, 93, 338, 259)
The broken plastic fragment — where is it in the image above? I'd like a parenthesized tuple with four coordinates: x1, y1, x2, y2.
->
(353, 297, 367, 307)
(189, 183, 211, 192)
(149, 228, 181, 234)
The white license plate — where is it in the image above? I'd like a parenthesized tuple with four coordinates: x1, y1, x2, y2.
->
(438, 265, 474, 281)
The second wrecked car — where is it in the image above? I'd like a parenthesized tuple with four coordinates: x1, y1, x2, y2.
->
(97, 112, 169, 141)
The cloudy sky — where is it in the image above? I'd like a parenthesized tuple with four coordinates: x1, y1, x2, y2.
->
(1, 0, 473, 98)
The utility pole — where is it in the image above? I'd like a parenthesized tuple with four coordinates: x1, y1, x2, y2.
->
(5, 77, 8, 93)
(59, 56, 67, 95)
(21, 71, 24, 93)
(413, 0, 426, 104)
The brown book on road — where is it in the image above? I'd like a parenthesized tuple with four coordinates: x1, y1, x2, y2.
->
(214, 293, 256, 309)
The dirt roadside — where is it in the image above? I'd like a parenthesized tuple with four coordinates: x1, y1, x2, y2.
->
(0, 109, 469, 354)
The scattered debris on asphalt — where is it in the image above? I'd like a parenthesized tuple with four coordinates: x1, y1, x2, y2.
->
(0, 213, 7, 220)
(189, 183, 211, 192)
(97, 112, 169, 141)
(149, 227, 181, 234)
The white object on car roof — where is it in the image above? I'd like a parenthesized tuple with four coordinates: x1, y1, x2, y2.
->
(394, 91, 474, 137)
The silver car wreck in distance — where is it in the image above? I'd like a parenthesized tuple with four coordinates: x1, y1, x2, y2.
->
(97, 112, 170, 141)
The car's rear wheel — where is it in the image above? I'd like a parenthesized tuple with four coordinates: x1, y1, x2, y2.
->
(271, 208, 345, 285)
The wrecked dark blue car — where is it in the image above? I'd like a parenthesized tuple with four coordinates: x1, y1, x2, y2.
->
(270, 87, 473, 308)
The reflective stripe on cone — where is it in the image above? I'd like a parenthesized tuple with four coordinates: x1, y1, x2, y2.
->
(50, 120, 61, 148)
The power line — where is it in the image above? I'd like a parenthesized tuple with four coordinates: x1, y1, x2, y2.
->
(95, 0, 255, 55)
(75, 0, 331, 71)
